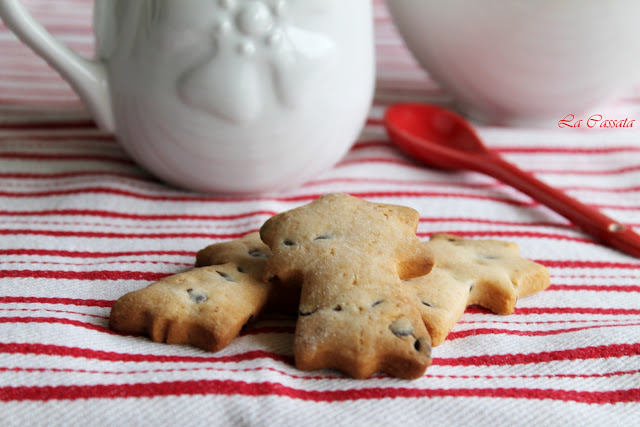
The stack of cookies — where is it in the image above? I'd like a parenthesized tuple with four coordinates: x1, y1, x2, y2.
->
(110, 193, 550, 379)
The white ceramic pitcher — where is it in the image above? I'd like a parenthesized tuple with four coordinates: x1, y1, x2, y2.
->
(0, 0, 375, 193)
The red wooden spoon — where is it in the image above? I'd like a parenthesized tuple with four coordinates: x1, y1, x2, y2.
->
(384, 103, 640, 258)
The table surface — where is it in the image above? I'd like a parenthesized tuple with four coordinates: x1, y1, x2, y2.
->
(1, 1, 639, 426)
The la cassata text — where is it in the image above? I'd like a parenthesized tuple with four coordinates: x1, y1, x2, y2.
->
(558, 114, 635, 129)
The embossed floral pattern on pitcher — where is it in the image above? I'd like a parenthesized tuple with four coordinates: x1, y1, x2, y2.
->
(178, 0, 335, 123)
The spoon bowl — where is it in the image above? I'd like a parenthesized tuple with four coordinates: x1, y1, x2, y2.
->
(386, 103, 488, 163)
(384, 103, 640, 258)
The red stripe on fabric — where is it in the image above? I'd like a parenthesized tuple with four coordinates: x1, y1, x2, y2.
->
(435, 343, 640, 367)
(0, 133, 114, 142)
(0, 229, 248, 240)
(0, 316, 293, 336)
(0, 248, 193, 258)
(0, 187, 306, 202)
(0, 209, 276, 221)
(537, 260, 640, 269)
(0, 316, 112, 333)
(417, 230, 593, 244)
(0, 171, 146, 180)
(351, 139, 640, 155)
(561, 185, 640, 194)
(496, 146, 640, 154)
(0, 188, 194, 200)
(467, 306, 640, 316)
(0, 296, 113, 307)
(0, 269, 169, 281)
(549, 284, 640, 292)
(2, 342, 636, 367)
(422, 216, 567, 227)
(447, 323, 640, 341)
(306, 177, 503, 192)
(0, 152, 135, 164)
(1, 380, 638, 404)
(420, 216, 636, 229)
(0, 189, 634, 213)
(0, 343, 292, 365)
(0, 119, 96, 130)
(350, 140, 393, 150)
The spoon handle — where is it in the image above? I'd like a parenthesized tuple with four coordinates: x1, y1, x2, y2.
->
(479, 154, 640, 258)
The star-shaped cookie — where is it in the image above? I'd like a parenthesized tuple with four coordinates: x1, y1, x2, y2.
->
(405, 233, 550, 346)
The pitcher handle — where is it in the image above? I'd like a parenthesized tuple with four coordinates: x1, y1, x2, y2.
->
(0, 0, 114, 131)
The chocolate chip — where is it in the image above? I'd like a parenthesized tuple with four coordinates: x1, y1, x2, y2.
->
(447, 237, 463, 246)
(314, 234, 333, 240)
(333, 305, 342, 312)
(248, 249, 268, 258)
(187, 288, 207, 304)
(414, 337, 431, 356)
(216, 270, 234, 282)
(284, 239, 294, 246)
(421, 300, 433, 308)
(372, 299, 384, 307)
(390, 317, 414, 337)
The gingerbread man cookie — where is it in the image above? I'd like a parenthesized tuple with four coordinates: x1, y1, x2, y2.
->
(260, 193, 434, 379)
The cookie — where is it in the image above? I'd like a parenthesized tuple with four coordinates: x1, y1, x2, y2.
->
(196, 233, 299, 314)
(109, 232, 276, 352)
(260, 193, 434, 379)
(405, 233, 551, 346)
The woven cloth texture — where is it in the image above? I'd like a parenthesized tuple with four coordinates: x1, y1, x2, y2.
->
(1, 1, 639, 425)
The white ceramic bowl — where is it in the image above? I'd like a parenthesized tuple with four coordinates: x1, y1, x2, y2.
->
(386, 0, 640, 126)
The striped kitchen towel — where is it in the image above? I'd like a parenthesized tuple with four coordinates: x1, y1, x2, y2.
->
(1, 1, 639, 425)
